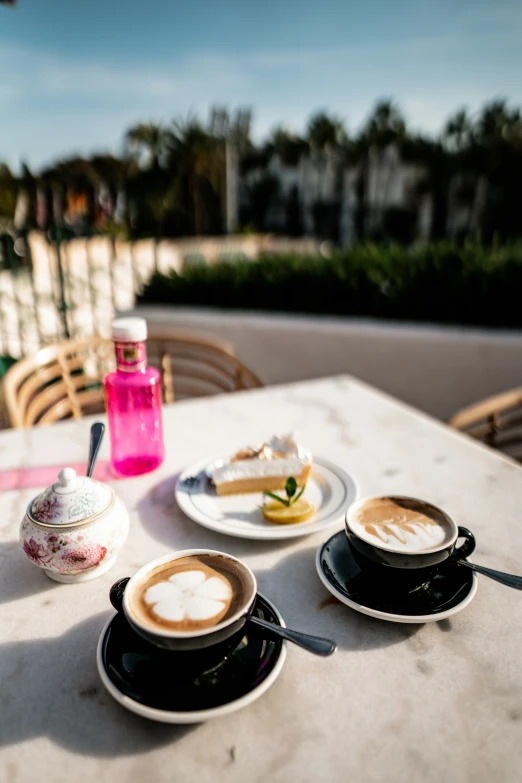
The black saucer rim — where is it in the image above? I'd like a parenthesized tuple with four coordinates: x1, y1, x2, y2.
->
(317, 529, 477, 620)
(97, 592, 287, 721)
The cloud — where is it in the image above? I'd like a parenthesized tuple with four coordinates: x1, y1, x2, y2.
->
(0, 25, 521, 170)
(0, 44, 249, 104)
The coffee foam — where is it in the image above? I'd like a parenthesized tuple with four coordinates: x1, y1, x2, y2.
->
(130, 555, 249, 633)
(350, 497, 454, 553)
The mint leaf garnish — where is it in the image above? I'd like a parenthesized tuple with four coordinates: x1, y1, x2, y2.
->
(263, 477, 307, 508)
(292, 484, 306, 504)
(263, 490, 289, 507)
(285, 477, 297, 499)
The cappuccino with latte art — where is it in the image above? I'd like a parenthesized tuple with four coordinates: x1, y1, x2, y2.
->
(350, 497, 454, 554)
(130, 554, 250, 633)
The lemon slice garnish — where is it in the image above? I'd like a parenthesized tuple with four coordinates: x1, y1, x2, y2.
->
(262, 498, 315, 524)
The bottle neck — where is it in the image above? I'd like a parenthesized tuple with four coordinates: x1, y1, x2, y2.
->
(114, 340, 147, 372)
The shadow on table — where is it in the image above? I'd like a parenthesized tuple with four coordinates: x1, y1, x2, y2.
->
(136, 473, 298, 559)
(0, 542, 60, 606)
(253, 545, 425, 652)
(0, 612, 196, 756)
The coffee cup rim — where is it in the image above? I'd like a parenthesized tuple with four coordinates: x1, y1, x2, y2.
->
(345, 495, 458, 555)
(123, 549, 257, 639)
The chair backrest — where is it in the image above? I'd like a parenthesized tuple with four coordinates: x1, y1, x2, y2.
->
(3, 337, 113, 428)
(449, 388, 522, 462)
(3, 330, 263, 428)
(146, 326, 263, 403)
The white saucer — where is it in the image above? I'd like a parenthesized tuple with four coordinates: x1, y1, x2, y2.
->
(175, 455, 358, 540)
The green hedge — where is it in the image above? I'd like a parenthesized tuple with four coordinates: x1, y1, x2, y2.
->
(139, 244, 522, 329)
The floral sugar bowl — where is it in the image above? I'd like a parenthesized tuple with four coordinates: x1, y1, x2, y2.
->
(20, 467, 130, 583)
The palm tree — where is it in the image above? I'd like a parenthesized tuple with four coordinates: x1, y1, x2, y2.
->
(441, 109, 481, 237)
(266, 127, 308, 166)
(168, 118, 224, 235)
(89, 154, 134, 187)
(41, 157, 98, 190)
(361, 99, 406, 149)
(472, 100, 522, 240)
(357, 100, 407, 239)
(474, 100, 522, 147)
(442, 108, 473, 153)
(306, 112, 347, 153)
(305, 113, 348, 240)
(410, 139, 454, 241)
(125, 123, 172, 170)
(0, 163, 17, 220)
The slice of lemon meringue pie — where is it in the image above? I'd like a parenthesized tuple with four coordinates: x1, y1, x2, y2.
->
(212, 434, 312, 496)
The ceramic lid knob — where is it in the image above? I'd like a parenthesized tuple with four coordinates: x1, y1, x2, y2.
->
(57, 467, 81, 492)
(58, 467, 76, 485)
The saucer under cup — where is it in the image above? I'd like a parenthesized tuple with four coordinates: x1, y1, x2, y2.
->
(97, 593, 287, 723)
(316, 530, 478, 624)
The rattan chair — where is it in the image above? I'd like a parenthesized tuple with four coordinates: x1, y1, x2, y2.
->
(145, 326, 262, 404)
(449, 388, 522, 461)
(3, 330, 263, 429)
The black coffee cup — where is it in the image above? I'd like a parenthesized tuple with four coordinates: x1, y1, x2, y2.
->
(109, 549, 257, 651)
(345, 496, 476, 591)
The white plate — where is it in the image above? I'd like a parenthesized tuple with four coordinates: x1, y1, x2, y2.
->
(175, 455, 358, 540)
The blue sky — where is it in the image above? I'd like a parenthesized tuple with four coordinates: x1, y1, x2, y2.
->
(1, 0, 521, 171)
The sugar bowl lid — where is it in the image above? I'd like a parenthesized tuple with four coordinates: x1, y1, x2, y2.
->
(29, 467, 113, 527)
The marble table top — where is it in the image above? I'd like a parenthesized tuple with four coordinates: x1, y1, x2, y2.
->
(1, 375, 522, 783)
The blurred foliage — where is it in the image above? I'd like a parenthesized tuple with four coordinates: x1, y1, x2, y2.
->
(1, 99, 522, 243)
(0, 355, 17, 377)
(98, 219, 130, 241)
(359, 99, 407, 148)
(0, 163, 16, 218)
(239, 174, 280, 232)
(140, 243, 522, 329)
(265, 127, 309, 166)
(307, 112, 349, 152)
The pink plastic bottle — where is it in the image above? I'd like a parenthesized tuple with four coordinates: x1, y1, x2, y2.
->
(104, 317, 164, 476)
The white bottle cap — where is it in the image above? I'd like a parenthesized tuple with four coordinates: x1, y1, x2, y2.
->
(111, 317, 147, 343)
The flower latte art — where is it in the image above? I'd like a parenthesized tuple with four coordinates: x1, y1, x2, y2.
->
(132, 555, 248, 633)
(144, 570, 232, 624)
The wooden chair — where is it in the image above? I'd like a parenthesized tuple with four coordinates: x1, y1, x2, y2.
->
(449, 388, 522, 461)
(3, 337, 112, 428)
(3, 330, 263, 429)
(146, 326, 262, 403)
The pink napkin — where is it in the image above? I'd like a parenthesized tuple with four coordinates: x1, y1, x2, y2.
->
(0, 460, 124, 491)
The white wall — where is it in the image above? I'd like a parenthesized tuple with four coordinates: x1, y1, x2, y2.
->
(132, 306, 522, 421)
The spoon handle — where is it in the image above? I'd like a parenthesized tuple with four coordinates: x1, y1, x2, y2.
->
(457, 559, 522, 590)
(248, 615, 337, 657)
(87, 422, 105, 477)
